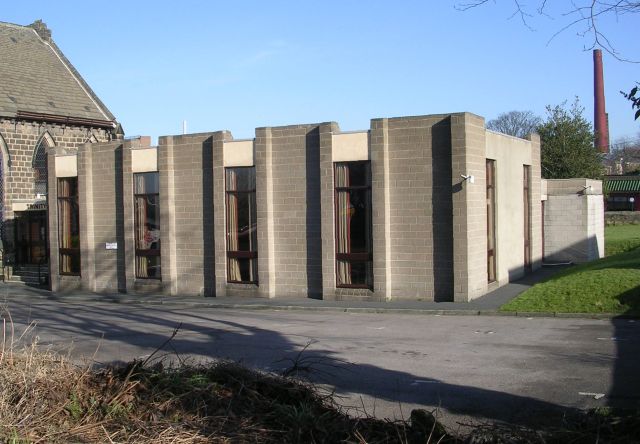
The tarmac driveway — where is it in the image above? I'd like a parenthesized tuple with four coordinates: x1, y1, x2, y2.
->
(3, 297, 639, 429)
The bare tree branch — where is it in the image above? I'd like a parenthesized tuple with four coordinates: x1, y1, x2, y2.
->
(456, 0, 639, 62)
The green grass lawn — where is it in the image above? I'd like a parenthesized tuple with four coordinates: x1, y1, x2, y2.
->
(501, 225, 640, 314)
(605, 224, 640, 256)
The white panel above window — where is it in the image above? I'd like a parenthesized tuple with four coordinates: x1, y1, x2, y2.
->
(332, 132, 369, 162)
(224, 140, 254, 167)
(55, 155, 77, 177)
(131, 148, 158, 173)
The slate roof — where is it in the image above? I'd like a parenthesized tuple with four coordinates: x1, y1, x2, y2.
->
(0, 20, 116, 125)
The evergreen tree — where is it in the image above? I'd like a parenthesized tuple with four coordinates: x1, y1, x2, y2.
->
(538, 100, 604, 179)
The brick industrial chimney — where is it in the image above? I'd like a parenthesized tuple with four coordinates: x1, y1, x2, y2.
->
(593, 49, 609, 153)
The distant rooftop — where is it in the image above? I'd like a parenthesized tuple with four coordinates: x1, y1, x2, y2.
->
(0, 20, 116, 126)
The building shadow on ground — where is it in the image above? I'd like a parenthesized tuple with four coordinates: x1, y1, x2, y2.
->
(2, 299, 605, 430)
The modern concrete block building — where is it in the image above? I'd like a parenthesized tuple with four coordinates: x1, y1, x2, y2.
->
(2, 19, 603, 302)
(45, 114, 549, 302)
(0, 20, 121, 285)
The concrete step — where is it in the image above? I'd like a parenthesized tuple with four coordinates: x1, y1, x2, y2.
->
(13, 266, 47, 272)
(11, 270, 44, 278)
(7, 276, 42, 286)
(5, 265, 48, 285)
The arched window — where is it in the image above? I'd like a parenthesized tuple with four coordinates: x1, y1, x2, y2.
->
(33, 132, 54, 196)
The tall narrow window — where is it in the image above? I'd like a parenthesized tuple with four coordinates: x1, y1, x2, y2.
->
(334, 161, 372, 288)
(134, 172, 161, 279)
(523, 165, 532, 271)
(58, 177, 80, 275)
(33, 138, 48, 196)
(486, 159, 497, 283)
(225, 167, 258, 283)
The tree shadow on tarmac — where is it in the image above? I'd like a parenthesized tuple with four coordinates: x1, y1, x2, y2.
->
(2, 299, 599, 430)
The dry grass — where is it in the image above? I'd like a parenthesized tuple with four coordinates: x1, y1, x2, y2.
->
(0, 309, 449, 443)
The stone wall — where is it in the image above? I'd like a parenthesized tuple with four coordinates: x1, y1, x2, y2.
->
(0, 119, 108, 205)
(0, 118, 109, 259)
(605, 211, 640, 226)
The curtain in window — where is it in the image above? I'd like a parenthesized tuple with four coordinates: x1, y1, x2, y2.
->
(58, 178, 80, 274)
(335, 164, 352, 285)
(225, 168, 257, 283)
(59, 179, 72, 273)
(135, 174, 148, 278)
(226, 169, 241, 281)
(134, 173, 160, 279)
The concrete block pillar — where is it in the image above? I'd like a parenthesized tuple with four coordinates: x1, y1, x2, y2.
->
(77, 142, 96, 292)
(122, 143, 135, 293)
(319, 122, 340, 300)
(46, 148, 59, 291)
(370, 118, 392, 300)
(254, 127, 276, 298)
(451, 113, 487, 301)
(527, 133, 543, 269)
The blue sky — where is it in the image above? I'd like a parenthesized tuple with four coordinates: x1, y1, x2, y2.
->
(4, 1, 639, 143)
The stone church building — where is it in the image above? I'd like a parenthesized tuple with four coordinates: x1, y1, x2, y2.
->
(0, 20, 121, 284)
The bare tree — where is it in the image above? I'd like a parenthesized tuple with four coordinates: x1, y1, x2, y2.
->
(456, 1, 639, 62)
(486, 110, 541, 138)
(605, 134, 640, 174)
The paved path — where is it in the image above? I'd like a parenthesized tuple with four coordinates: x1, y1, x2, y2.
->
(2, 293, 638, 430)
(0, 265, 591, 317)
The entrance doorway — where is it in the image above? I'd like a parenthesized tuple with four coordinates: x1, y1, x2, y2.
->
(14, 210, 48, 266)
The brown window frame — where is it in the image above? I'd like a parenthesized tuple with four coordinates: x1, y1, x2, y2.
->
(523, 165, 532, 272)
(334, 161, 373, 289)
(225, 166, 258, 284)
(134, 172, 161, 280)
(486, 159, 497, 283)
(57, 177, 80, 276)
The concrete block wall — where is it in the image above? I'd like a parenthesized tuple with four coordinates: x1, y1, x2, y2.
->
(158, 132, 220, 297)
(369, 115, 455, 301)
(451, 113, 488, 302)
(528, 134, 543, 271)
(213, 132, 260, 297)
(77, 140, 125, 293)
(321, 115, 455, 302)
(254, 124, 323, 298)
(543, 179, 604, 263)
(42, 113, 549, 302)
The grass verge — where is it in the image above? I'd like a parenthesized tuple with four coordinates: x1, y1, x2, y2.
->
(501, 247, 640, 314)
(606, 224, 640, 256)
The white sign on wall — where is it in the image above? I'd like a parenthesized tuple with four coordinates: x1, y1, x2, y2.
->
(105, 242, 118, 250)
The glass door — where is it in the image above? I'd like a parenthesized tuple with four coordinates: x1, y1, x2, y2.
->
(15, 210, 48, 266)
